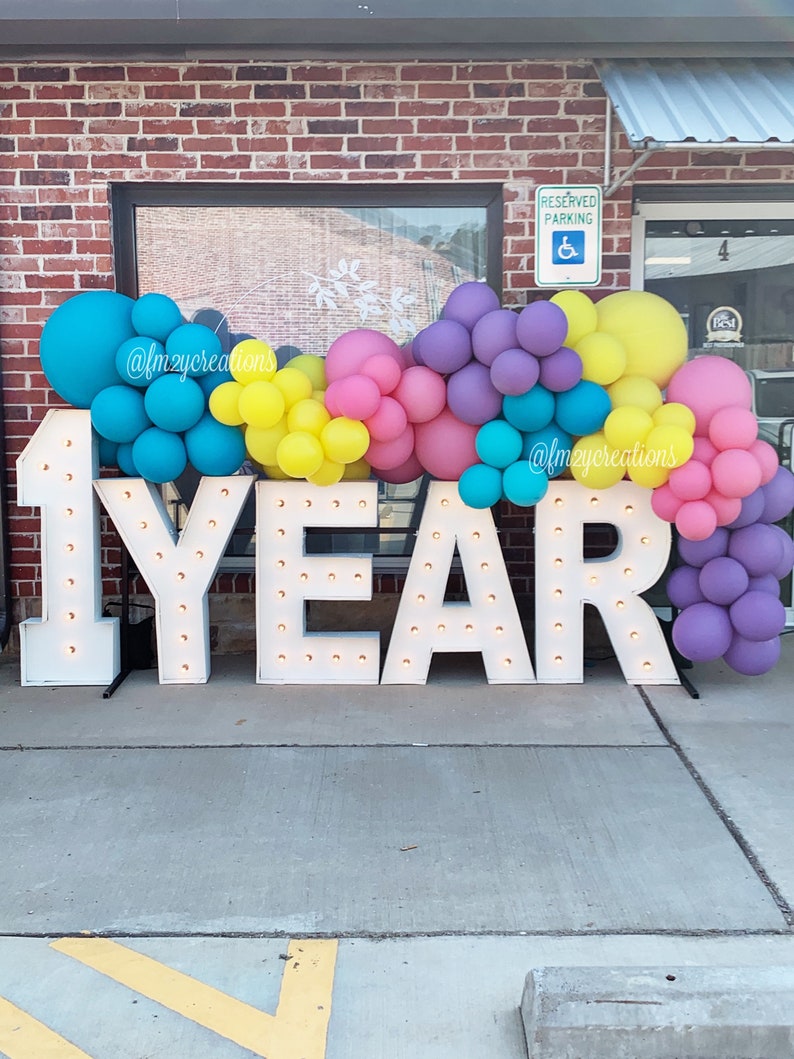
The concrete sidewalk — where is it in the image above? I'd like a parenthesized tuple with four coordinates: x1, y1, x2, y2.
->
(1, 639, 793, 1057)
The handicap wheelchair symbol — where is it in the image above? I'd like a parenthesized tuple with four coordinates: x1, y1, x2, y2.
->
(552, 230, 585, 265)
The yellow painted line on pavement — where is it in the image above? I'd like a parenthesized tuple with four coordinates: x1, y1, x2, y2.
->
(0, 995, 92, 1059)
(50, 936, 337, 1059)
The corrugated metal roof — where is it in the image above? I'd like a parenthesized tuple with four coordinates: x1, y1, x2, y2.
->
(597, 59, 794, 147)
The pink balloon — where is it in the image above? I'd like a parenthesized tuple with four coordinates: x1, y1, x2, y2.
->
(377, 453, 425, 485)
(711, 448, 763, 499)
(414, 407, 478, 480)
(361, 353, 402, 395)
(667, 459, 712, 501)
(651, 482, 684, 522)
(708, 405, 758, 451)
(392, 365, 447, 424)
(705, 488, 743, 527)
(748, 438, 780, 485)
(325, 329, 405, 383)
(691, 436, 719, 466)
(364, 395, 408, 442)
(334, 373, 382, 420)
(666, 356, 752, 434)
(323, 379, 344, 417)
(675, 499, 718, 542)
(366, 423, 415, 471)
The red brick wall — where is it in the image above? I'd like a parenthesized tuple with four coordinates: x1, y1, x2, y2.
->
(2, 59, 792, 622)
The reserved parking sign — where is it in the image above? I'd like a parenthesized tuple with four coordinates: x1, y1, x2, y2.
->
(535, 185, 602, 288)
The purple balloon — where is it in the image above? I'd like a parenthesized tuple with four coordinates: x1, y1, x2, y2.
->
(767, 523, 794, 579)
(729, 590, 786, 641)
(759, 466, 794, 524)
(677, 527, 729, 568)
(442, 281, 501, 331)
(747, 573, 781, 595)
(672, 601, 733, 662)
(516, 301, 568, 357)
(723, 631, 782, 676)
(725, 487, 765, 529)
(667, 565, 706, 610)
(490, 348, 540, 396)
(472, 309, 520, 367)
(416, 319, 472, 375)
(698, 556, 749, 606)
(407, 336, 424, 366)
(446, 361, 503, 425)
(538, 346, 583, 393)
(728, 523, 786, 577)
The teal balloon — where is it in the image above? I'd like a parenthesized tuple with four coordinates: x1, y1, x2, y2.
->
(554, 380, 611, 437)
(198, 368, 234, 398)
(185, 413, 246, 476)
(131, 292, 183, 343)
(522, 422, 573, 478)
(165, 323, 223, 378)
(132, 428, 187, 484)
(97, 437, 119, 468)
(458, 464, 503, 509)
(144, 374, 206, 433)
(115, 336, 168, 388)
(40, 291, 134, 407)
(117, 442, 137, 477)
(475, 420, 523, 469)
(502, 384, 555, 432)
(502, 460, 549, 507)
(91, 385, 151, 444)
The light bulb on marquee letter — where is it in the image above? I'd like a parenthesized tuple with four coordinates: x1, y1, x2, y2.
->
(94, 476, 252, 684)
(16, 410, 119, 686)
(534, 480, 678, 685)
(381, 481, 535, 685)
(256, 481, 379, 684)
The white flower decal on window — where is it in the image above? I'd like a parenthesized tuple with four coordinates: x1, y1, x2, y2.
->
(305, 259, 417, 337)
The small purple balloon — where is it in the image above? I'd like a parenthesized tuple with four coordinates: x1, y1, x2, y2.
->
(672, 601, 733, 662)
(472, 309, 520, 367)
(408, 334, 424, 366)
(747, 573, 781, 595)
(442, 281, 501, 331)
(768, 523, 794, 579)
(759, 466, 794, 524)
(538, 346, 583, 393)
(490, 348, 540, 396)
(667, 565, 706, 610)
(416, 319, 472, 375)
(723, 631, 782, 676)
(728, 523, 786, 577)
(446, 361, 503, 426)
(677, 527, 729, 568)
(698, 556, 749, 606)
(729, 590, 786, 641)
(516, 300, 568, 357)
(725, 487, 765, 529)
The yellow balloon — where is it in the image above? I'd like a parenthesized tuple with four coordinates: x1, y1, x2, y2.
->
(644, 424, 694, 470)
(208, 380, 245, 426)
(627, 458, 670, 489)
(276, 430, 325, 478)
(575, 330, 627, 387)
(287, 398, 331, 437)
(569, 433, 626, 490)
(595, 290, 688, 388)
(652, 401, 696, 435)
(307, 458, 345, 487)
(272, 366, 313, 409)
(608, 375, 663, 415)
(321, 417, 370, 464)
(245, 417, 288, 466)
(343, 457, 372, 480)
(229, 338, 277, 385)
(551, 289, 598, 347)
(263, 464, 291, 480)
(287, 354, 327, 391)
(238, 380, 286, 429)
(603, 405, 654, 452)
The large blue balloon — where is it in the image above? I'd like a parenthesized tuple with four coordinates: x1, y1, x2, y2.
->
(131, 292, 183, 343)
(502, 460, 549, 507)
(166, 323, 223, 378)
(116, 442, 137, 477)
(458, 464, 503, 509)
(91, 385, 151, 444)
(144, 374, 206, 433)
(475, 420, 523, 469)
(554, 380, 611, 437)
(40, 291, 134, 407)
(502, 384, 555, 432)
(115, 336, 168, 388)
(185, 413, 246, 476)
(132, 428, 187, 484)
(522, 422, 572, 478)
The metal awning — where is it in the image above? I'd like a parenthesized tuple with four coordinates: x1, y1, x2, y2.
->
(597, 59, 794, 195)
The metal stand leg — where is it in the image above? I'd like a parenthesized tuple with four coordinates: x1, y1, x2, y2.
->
(103, 544, 131, 699)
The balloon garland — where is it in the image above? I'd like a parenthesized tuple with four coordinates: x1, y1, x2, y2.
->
(36, 283, 794, 676)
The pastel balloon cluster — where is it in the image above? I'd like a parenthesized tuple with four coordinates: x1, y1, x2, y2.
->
(667, 466, 794, 675)
(39, 289, 246, 483)
(650, 357, 781, 542)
